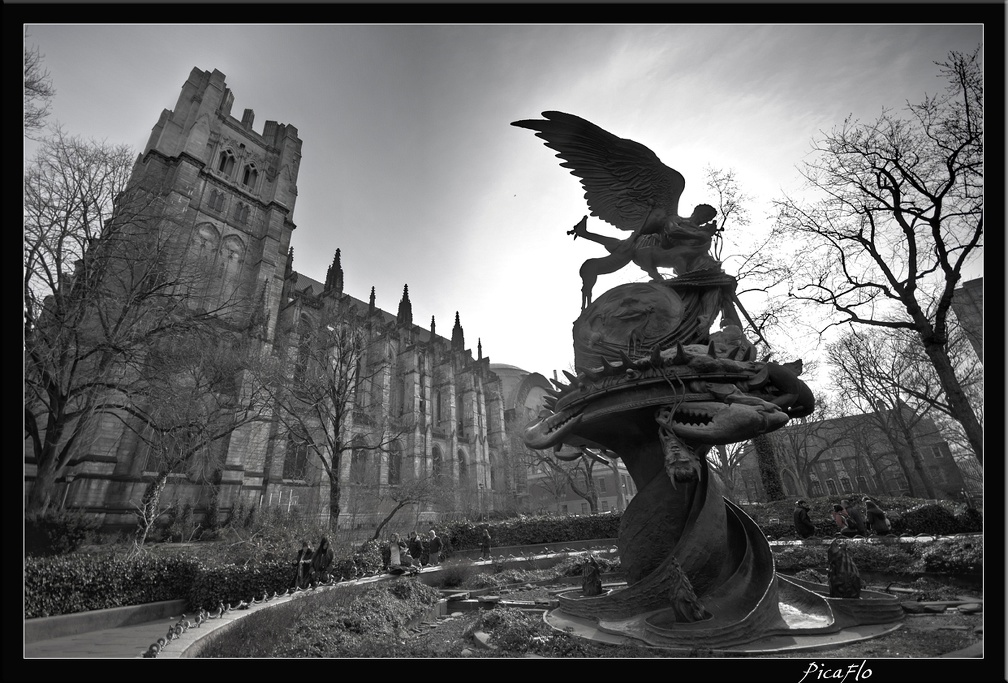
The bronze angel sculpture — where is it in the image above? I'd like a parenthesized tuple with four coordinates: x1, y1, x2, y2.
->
(511, 113, 899, 653)
(511, 111, 723, 310)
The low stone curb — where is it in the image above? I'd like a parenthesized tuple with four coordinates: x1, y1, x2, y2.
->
(24, 599, 188, 644)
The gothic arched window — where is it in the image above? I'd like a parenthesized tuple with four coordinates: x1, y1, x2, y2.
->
(217, 149, 236, 177)
(190, 223, 220, 304)
(432, 446, 443, 485)
(283, 433, 309, 481)
(208, 189, 225, 213)
(457, 449, 468, 485)
(242, 163, 258, 189)
(350, 437, 369, 485)
(218, 235, 245, 303)
(388, 444, 402, 486)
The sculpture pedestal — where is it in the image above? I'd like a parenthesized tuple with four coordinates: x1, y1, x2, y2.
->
(546, 500, 904, 653)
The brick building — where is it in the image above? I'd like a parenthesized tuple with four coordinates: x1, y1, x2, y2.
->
(736, 409, 970, 504)
(951, 277, 983, 363)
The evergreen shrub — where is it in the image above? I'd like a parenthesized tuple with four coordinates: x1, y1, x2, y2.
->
(25, 509, 102, 557)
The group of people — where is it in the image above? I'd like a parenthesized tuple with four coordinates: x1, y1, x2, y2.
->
(793, 497, 891, 539)
(389, 528, 444, 571)
(293, 536, 335, 589)
(292, 524, 494, 586)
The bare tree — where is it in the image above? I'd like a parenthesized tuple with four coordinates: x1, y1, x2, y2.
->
(543, 448, 601, 513)
(264, 302, 412, 528)
(898, 310, 983, 462)
(122, 328, 268, 548)
(370, 472, 442, 541)
(827, 327, 938, 497)
(706, 442, 750, 502)
(584, 448, 627, 512)
(24, 42, 56, 138)
(767, 394, 847, 496)
(704, 166, 807, 356)
(24, 128, 233, 516)
(773, 47, 984, 463)
(841, 421, 904, 496)
(703, 167, 811, 502)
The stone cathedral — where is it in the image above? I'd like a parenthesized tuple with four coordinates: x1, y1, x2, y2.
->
(31, 68, 512, 529)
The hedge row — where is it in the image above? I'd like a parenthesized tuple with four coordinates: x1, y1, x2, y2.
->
(25, 541, 386, 620)
(742, 497, 982, 541)
(773, 534, 983, 575)
(441, 498, 981, 553)
(441, 513, 621, 554)
(25, 498, 982, 619)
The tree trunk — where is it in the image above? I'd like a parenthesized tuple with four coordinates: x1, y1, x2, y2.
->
(905, 436, 937, 499)
(609, 460, 628, 512)
(581, 463, 599, 512)
(712, 444, 738, 502)
(881, 414, 932, 498)
(922, 341, 983, 464)
(27, 453, 57, 517)
(134, 471, 169, 548)
(329, 472, 341, 530)
(373, 501, 409, 541)
(753, 434, 785, 501)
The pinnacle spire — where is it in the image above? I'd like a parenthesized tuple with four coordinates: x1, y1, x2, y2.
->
(396, 283, 413, 326)
(451, 311, 464, 351)
(324, 248, 343, 295)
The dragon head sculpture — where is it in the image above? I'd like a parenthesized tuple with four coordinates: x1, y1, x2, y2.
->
(523, 341, 814, 453)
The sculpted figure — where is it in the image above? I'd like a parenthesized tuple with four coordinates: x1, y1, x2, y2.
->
(582, 554, 603, 596)
(827, 538, 862, 599)
(514, 111, 899, 650)
(667, 555, 706, 623)
(513, 112, 727, 310)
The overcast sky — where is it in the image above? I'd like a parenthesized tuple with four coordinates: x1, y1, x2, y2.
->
(24, 24, 984, 386)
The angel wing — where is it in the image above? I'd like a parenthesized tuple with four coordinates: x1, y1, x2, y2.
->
(511, 111, 686, 232)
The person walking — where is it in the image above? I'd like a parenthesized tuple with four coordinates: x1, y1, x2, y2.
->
(480, 527, 492, 559)
(427, 528, 443, 565)
(310, 536, 335, 586)
(841, 498, 868, 536)
(419, 532, 430, 566)
(831, 504, 850, 535)
(293, 540, 314, 589)
(793, 500, 815, 539)
(864, 498, 891, 536)
(408, 531, 423, 566)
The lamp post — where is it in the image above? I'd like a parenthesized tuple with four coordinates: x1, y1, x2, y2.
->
(478, 483, 485, 522)
(61, 473, 76, 510)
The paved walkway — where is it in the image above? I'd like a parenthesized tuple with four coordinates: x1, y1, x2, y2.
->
(24, 573, 396, 659)
(25, 615, 183, 659)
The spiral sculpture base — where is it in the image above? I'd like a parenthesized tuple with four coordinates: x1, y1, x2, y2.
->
(546, 495, 904, 653)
